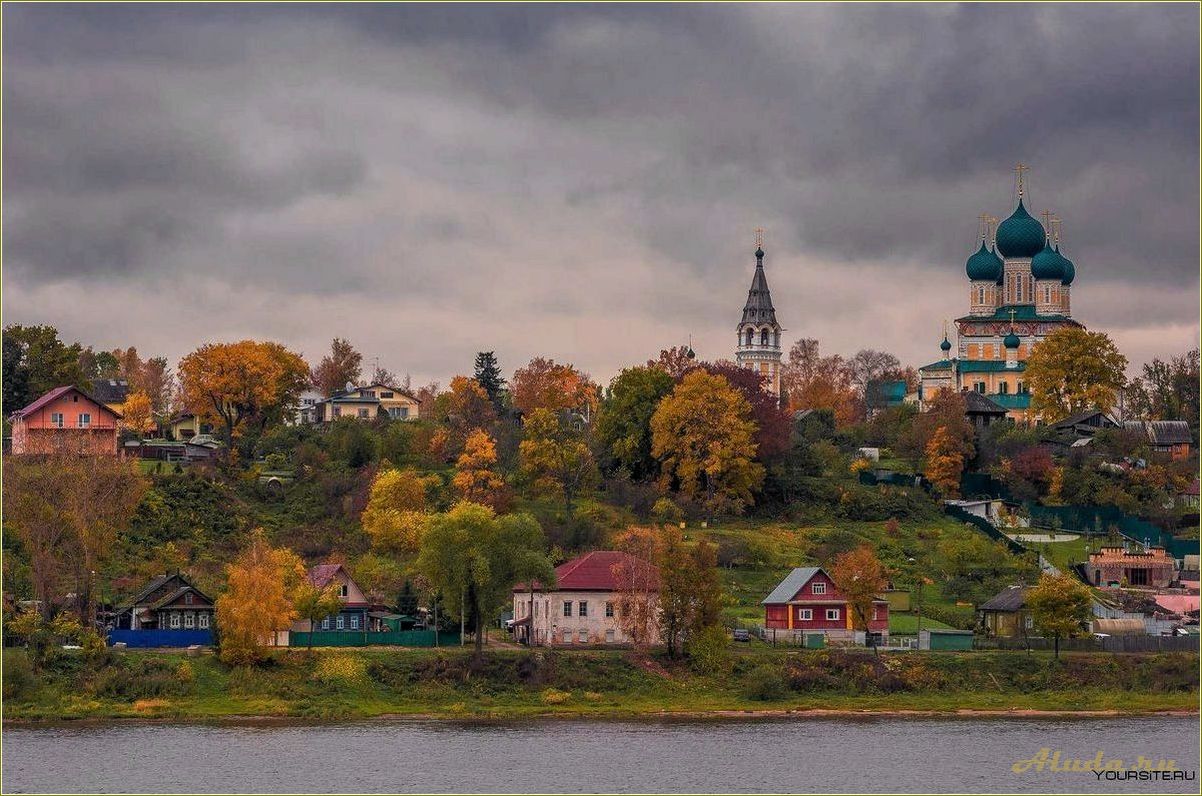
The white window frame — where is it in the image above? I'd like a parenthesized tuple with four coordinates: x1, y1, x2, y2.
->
(198, 613, 210, 629)
(799, 608, 813, 621)
(336, 615, 345, 630)
(605, 629, 616, 643)
(605, 602, 614, 618)
(563, 601, 572, 617)
(826, 608, 840, 621)
(561, 629, 572, 644)
(339, 583, 348, 598)
(169, 612, 181, 629)
(77, 413, 91, 428)
(578, 601, 588, 617)
(322, 617, 330, 630)
(183, 612, 195, 629)
(50, 412, 64, 428)
(350, 615, 360, 630)
(578, 629, 588, 643)
(811, 582, 826, 595)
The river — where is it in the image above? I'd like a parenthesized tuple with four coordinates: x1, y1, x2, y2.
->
(2, 715, 1198, 793)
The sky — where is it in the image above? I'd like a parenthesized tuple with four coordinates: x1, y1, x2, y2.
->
(3, 2, 1199, 387)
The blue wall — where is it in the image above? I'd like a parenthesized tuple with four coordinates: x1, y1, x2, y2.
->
(108, 629, 214, 648)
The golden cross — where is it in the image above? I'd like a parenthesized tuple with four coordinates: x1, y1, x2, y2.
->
(1050, 216, 1063, 245)
(754, 227, 764, 249)
(1009, 308, 1017, 326)
(1014, 162, 1030, 197)
(977, 212, 991, 241)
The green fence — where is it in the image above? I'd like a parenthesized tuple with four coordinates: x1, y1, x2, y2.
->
(1025, 503, 1199, 557)
(960, 472, 1012, 501)
(288, 629, 461, 648)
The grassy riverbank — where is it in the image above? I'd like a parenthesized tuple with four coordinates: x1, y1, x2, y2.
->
(4, 646, 1197, 723)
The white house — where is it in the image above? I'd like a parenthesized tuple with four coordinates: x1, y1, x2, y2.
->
(511, 551, 660, 646)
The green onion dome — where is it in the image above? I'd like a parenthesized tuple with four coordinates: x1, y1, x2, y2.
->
(940, 335, 952, 353)
(996, 199, 1046, 258)
(965, 240, 1003, 281)
(1031, 240, 1066, 281)
(1004, 330, 1021, 349)
(1057, 245, 1075, 285)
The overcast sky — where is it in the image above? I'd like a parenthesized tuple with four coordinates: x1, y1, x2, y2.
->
(4, 3, 1199, 386)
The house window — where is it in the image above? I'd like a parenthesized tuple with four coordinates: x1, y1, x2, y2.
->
(563, 601, 572, 617)
(77, 413, 91, 428)
(199, 613, 210, 629)
(170, 613, 181, 629)
(826, 608, 840, 621)
(578, 629, 588, 643)
(339, 583, 348, 598)
(975, 382, 986, 393)
(534, 602, 540, 617)
(811, 582, 826, 595)
(1018, 381, 1027, 394)
(184, 612, 195, 629)
(50, 412, 64, 428)
(322, 617, 330, 630)
(1024, 615, 1034, 629)
(561, 629, 572, 644)
(605, 629, 616, 643)
(357, 408, 370, 419)
(333, 407, 342, 418)
(999, 382, 1009, 394)
(578, 601, 588, 617)
(381, 392, 394, 399)
(350, 615, 360, 630)
(1044, 286, 1051, 303)
(977, 287, 985, 304)
(336, 615, 345, 630)
(399, 407, 409, 419)
(185, 593, 194, 605)
(605, 602, 614, 618)
(760, 329, 769, 346)
(799, 608, 813, 621)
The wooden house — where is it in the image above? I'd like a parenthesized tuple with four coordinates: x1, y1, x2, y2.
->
(761, 566, 888, 643)
(9, 385, 121, 455)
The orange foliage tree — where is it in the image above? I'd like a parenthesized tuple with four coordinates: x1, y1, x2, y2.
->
(780, 338, 861, 427)
(214, 531, 305, 664)
(177, 340, 309, 446)
(120, 391, 155, 438)
(511, 357, 599, 419)
(829, 544, 887, 643)
(453, 429, 507, 510)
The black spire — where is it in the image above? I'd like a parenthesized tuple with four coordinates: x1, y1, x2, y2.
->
(741, 244, 778, 327)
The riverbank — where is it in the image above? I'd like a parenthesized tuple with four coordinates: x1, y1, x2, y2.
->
(4, 646, 1197, 723)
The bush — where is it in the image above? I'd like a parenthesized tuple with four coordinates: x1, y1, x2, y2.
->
(312, 653, 368, 686)
(652, 498, 684, 525)
(686, 625, 732, 676)
(742, 665, 790, 701)
(2, 650, 38, 700)
(89, 657, 190, 699)
(541, 687, 571, 704)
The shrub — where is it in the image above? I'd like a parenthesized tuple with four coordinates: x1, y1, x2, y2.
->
(312, 653, 368, 686)
(652, 498, 684, 525)
(2, 650, 38, 700)
(686, 624, 733, 676)
(742, 665, 790, 701)
(541, 687, 571, 705)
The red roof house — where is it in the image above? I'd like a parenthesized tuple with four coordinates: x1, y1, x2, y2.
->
(9, 385, 122, 455)
(290, 563, 370, 636)
(762, 566, 889, 642)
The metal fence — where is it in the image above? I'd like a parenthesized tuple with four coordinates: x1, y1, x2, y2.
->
(287, 629, 461, 648)
(108, 629, 214, 648)
(975, 635, 1200, 653)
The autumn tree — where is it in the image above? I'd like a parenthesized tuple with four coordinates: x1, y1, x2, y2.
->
(473, 351, 506, 411)
(656, 525, 723, 659)
(291, 578, 343, 653)
(215, 532, 305, 664)
(453, 429, 507, 509)
(1025, 327, 1128, 423)
(361, 467, 437, 554)
(650, 370, 765, 517)
(830, 545, 887, 650)
(1127, 349, 1199, 444)
(925, 426, 967, 497)
(900, 387, 975, 469)
(120, 391, 155, 438)
(440, 375, 497, 433)
(611, 527, 663, 651)
(647, 345, 697, 378)
(416, 502, 554, 660)
(595, 366, 675, 480)
(511, 357, 598, 419)
(1025, 573, 1093, 659)
(687, 360, 792, 460)
(177, 340, 310, 447)
(519, 408, 598, 518)
(137, 356, 174, 415)
(351, 552, 409, 605)
(311, 337, 363, 397)
(779, 338, 861, 426)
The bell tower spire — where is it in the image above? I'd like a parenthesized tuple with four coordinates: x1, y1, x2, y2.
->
(735, 228, 782, 400)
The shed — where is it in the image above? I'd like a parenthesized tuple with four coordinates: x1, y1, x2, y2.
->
(919, 628, 974, 651)
(1091, 618, 1146, 636)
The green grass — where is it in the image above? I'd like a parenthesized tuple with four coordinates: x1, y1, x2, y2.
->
(888, 612, 955, 633)
(1023, 534, 1091, 572)
(5, 645, 1195, 723)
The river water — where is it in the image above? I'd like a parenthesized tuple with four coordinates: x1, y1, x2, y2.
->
(2, 715, 1198, 793)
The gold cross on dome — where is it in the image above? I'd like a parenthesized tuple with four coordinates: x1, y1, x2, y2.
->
(754, 227, 764, 249)
(1051, 216, 1063, 245)
(1009, 309, 1017, 325)
(1014, 162, 1030, 197)
(977, 212, 991, 240)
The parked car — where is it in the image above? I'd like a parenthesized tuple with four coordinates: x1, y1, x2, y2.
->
(732, 628, 750, 642)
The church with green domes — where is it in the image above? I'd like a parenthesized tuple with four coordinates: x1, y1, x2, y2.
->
(919, 168, 1083, 422)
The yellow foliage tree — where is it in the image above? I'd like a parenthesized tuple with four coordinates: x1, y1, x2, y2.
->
(924, 425, 966, 497)
(650, 370, 764, 517)
(215, 531, 304, 665)
(453, 429, 506, 509)
(1025, 572, 1094, 658)
(361, 468, 436, 553)
(177, 340, 310, 445)
(518, 408, 597, 517)
(1025, 326, 1128, 423)
(120, 391, 155, 438)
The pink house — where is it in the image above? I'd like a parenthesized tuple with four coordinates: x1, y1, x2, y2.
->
(9, 386, 121, 456)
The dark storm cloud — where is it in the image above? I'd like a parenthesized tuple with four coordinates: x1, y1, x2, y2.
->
(2, 2, 1197, 380)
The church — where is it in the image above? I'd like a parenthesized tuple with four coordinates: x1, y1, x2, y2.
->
(735, 232, 783, 399)
(919, 167, 1083, 422)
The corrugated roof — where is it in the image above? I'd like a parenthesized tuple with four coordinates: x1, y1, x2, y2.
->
(12, 385, 123, 420)
(90, 379, 130, 404)
(308, 563, 345, 588)
(762, 567, 822, 604)
(514, 551, 659, 592)
(958, 360, 1025, 373)
(985, 393, 1033, 409)
(978, 585, 1028, 612)
(963, 391, 1007, 414)
(919, 359, 954, 371)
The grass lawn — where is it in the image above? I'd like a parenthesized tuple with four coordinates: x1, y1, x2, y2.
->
(888, 612, 955, 633)
(1024, 534, 1092, 572)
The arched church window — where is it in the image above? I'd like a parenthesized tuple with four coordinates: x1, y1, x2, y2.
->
(760, 329, 769, 346)
(745, 328, 754, 346)
(978, 287, 985, 305)
(999, 382, 1009, 395)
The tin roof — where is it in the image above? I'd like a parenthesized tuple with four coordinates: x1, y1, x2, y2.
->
(762, 567, 822, 605)
(12, 385, 123, 420)
(514, 551, 659, 592)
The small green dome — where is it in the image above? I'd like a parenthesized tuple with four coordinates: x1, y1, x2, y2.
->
(1057, 245, 1076, 285)
(965, 240, 1002, 281)
(1031, 240, 1066, 281)
(996, 199, 1046, 258)
(1003, 330, 1021, 349)
(940, 335, 952, 352)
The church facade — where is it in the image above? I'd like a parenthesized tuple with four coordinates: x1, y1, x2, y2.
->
(736, 238, 783, 399)
(919, 172, 1083, 422)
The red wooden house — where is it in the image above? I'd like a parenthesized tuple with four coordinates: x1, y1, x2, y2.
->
(9, 385, 121, 455)
(762, 566, 889, 643)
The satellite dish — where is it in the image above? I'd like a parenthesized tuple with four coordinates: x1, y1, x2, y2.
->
(345, 381, 355, 392)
